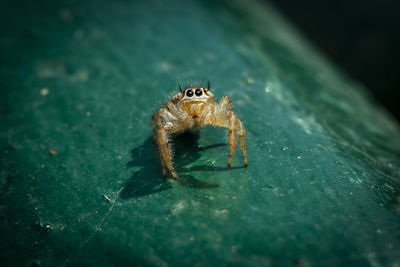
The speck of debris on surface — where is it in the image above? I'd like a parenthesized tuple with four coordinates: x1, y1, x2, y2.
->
(220, 209, 229, 215)
(103, 194, 112, 202)
(48, 149, 57, 155)
(40, 88, 49, 96)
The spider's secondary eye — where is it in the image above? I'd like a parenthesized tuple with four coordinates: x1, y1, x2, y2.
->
(186, 89, 194, 97)
(195, 89, 203, 96)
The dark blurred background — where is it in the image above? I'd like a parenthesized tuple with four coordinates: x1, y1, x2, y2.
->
(268, 0, 400, 122)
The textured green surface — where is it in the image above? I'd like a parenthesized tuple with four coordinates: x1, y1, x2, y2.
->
(1, 0, 400, 266)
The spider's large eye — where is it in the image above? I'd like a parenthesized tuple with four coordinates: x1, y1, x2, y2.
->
(195, 89, 203, 96)
(186, 89, 194, 97)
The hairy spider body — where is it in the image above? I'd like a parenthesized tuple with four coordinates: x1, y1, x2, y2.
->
(152, 83, 248, 179)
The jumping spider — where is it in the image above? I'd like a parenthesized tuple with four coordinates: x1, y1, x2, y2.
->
(152, 82, 248, 179)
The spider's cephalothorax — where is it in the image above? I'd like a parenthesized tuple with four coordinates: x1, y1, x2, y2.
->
(152, 82, 248, 179)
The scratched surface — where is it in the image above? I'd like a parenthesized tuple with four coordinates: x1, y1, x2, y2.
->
(1, 0, 400, 266)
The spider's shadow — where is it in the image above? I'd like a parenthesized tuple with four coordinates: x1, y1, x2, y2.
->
(119, 132, 242, 199)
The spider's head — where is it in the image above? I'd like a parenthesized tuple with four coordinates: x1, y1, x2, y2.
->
(178, 82, 215, 117)
(179, 81, 214, 104)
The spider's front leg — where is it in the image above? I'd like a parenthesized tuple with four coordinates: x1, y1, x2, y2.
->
(154, 127, 178, 179)
(206, 96, 248, 167)
(152, 103, 192, 179)
(235, 116, 248, 167)
(226, 110, 248, 167)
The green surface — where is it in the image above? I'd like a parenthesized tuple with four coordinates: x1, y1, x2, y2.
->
(1, 0, 400, 266)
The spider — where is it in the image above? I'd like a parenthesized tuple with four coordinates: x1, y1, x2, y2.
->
(152, 82, 248, 179)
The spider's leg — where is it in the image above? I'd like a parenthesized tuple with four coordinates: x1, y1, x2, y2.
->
(152, 113, 167, 175)
(204, 96, 248, 167)
(156, 127, 178, 179)
(237, 119, 248, 166)
(153, 104, 189, 179)
(166, 102, 194, 129)
(160, 154, 167, 177)
(227, 111, 238, 167)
